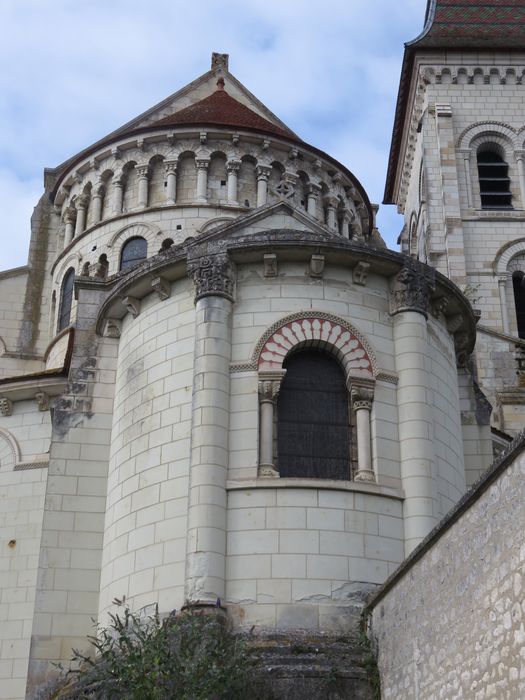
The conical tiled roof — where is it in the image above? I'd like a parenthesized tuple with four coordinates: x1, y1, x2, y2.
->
(150, 79, 299, 141)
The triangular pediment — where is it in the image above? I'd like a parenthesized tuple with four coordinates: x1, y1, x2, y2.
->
(193, 201, 338, 245)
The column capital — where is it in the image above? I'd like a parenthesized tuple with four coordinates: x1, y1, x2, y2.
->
(0, 397, 13, 417)
(187, 253, 235, 303)
(92, 182, 105, 198)
(498, 273, 509, 284)
(351, 385, 374, 411)
(390, 261, 435, 317)
(258, 370, 286, 404)
(195, 158, 210, 170)
(256, 165, 272, 180)
(164, 160, 178, 173)
(136, 165, 150, 179)
(64, 206, 76, 224)
(307, 183, 322, 197)
(226, 159, 241, 173)
(76, 194, 89, 210)
(323, 194, 339, 209)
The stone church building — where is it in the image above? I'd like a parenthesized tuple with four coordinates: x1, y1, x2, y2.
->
(0, 1, 524, 697)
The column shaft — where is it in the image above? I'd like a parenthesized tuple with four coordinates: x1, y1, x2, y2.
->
(196, 161, 209, 202)
(166, 164, 177, 204)
(498, 276, 510, 334)
(393, 310, 437, 555)
(185, 296, 232, 603)
(113, 180, 123, 214)
(137, 169, 149, 208)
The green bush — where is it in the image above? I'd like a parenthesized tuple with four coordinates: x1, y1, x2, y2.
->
(36, 603, 256, 700)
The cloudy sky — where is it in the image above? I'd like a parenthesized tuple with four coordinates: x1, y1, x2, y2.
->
(0, 0, 427, 270)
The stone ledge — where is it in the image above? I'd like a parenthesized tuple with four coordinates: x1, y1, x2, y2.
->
(226, 478, 405, 501)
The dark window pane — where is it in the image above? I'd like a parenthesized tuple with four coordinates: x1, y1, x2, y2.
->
(513, 273, 525, 339)
(58, 268, 75, 331)
(277, 350, 350, 480)
(120, 237, 147, 271)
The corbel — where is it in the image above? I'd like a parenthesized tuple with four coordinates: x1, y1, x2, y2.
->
(151, 276, 171, 300)
(122, 296, 140, 319)
(263, 254, 278, 278)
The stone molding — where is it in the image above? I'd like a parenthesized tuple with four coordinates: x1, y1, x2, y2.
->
(187, 253, 235, 303)
(351, 385, 374, 412)
(0, 428, 21, 467)
(390, 261, 436, 317)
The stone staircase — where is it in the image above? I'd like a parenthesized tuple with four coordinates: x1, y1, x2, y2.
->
(244, 632, 378, 699)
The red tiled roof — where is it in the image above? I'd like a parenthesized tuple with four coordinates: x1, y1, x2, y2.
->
(416, 0, 525, 48)
(384, 0, 525, 203)
(151, 81, 299, 141)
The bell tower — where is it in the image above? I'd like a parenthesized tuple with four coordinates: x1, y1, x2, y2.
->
(385, 0, 525, 441)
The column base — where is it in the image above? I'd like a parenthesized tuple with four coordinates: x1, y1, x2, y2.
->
(354, 469, 376, 483)
(258, 464, 279, 478)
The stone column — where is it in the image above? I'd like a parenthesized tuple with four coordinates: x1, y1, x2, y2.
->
(137, 166, 150, 208)
(351, 386, 375, 482)
(185, 253, 235, 605)
(498, 274, 510, 334)
(64, 207, 76, 246)
(165, 160, 178, 204)
(74, 195, 88, 237)
(256, 165, 271, 207)
(226, 160, 241, 205)
(90, 183, 104, 225)
(391, 262, 437, 556)
(196, 159, 210, 202)
(459, 149, 473, 208)
(324, 195, 339, 231)
(515, 150, 525, 209)
(112, 176, 124, 214)
(307, 183, 321, 218)
(258, 372, 286, 477)
(341, 211, 352, 239)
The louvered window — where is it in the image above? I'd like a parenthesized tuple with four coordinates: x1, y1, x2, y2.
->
(477, 150, 512, 209)
(277, 350, 351, 480)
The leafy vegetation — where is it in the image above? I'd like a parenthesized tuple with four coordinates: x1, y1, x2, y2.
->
(36, 603, 259, 700)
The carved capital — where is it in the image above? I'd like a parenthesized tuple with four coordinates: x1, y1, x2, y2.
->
(353, 261, 370, 286)
(76, 194, 89, 210)
(226, 159, 241, 173)
(354, 469, 376, 483)
(195, 158, 210, 171)
(122, 296, 140, 318)
(0, 397, 13, 417)
(256, 165, 272, 181)
(64, 206, 76, 224)
(390, 262, 435, 317)
(103, 319, 122, 338)
(187, 254, 235, 303)
(351, 386, 374, 412)
(307, 183, 321, 198)
(324, 194, 339, 210)
(35, 392, 49, 411)
(431, 296, 449, 318)
(136, 165, 150, 180)
(151, 276, 171, 300)
(258, 371, 286, 403)
(164, 160, 178, 174)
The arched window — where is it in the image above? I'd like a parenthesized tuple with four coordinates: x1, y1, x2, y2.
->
(58, 268, 75, 332)
(512, 271, 525, 339)
(277, 350, 351, 480)
(477, 149, 512, 209)
(120, 237, 147, 271)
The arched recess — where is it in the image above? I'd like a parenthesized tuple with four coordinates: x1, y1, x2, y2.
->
(0, 428, 21, 471)
(456, 123, 521, 210)
(107, 222, 160, 274)
(254, 313, 376, 483)
(494, 238, 525, 335)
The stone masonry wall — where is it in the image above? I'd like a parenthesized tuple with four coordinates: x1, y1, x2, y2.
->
(369, 435, 525, 700)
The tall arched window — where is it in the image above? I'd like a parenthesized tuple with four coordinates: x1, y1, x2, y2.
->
(277, 350, 351, 480)
(120, 236, 147, 271)
(512, 271, 525, 339)
(58, 268, 75, 332)
(477, 149, 512, 209)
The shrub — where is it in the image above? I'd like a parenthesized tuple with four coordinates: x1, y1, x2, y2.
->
(37, 603, 255, 700)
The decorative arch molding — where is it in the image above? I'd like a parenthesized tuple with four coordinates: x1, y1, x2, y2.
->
(197, 216, 237, 234)
(0, 428, 21, 471)
(254, 312, 377, 381)
(457, 121, 518, 151)
(107, 222, 161, 250)
(495, 238, 525, 275)
(56, 252, 83, 283)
